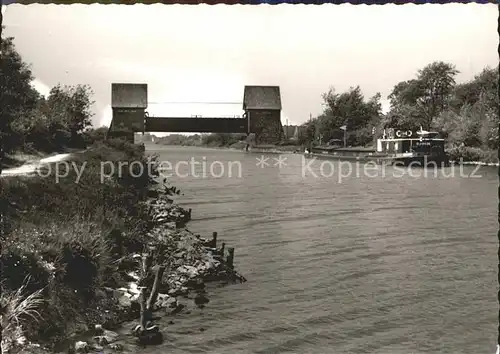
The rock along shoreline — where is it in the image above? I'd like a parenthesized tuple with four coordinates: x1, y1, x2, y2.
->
(13, 187, 246, 354)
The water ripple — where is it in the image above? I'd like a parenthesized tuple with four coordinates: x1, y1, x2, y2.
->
(146, 146, 497, 354)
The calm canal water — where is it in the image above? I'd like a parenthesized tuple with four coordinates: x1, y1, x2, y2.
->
(145, 145, 497, 354)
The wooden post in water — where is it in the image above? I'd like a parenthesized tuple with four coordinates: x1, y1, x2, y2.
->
(142, 254, 153, 279)
(226, 248, 235, 269)
(220, 242, 225, 257)
(138, 288, 148, 331)
(212, 232, 218, 248)
(147, 265, 166, 310)
(138, 264, 165, 333)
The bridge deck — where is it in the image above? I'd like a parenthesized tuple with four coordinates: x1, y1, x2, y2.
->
(145, 117, 248, 133)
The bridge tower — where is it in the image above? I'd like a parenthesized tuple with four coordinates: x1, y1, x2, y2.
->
(243, 86, 284, 144)
(108, 83, 148, 143)
(106, 83, 284, 144)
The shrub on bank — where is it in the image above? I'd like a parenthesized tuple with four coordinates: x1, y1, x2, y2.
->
(2, 220, 124, 343)
(82, 126, 108, 145)
(1, 138, 160, 349)
(446, 145, 498, 163)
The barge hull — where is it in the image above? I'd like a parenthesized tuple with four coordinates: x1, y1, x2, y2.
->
(392, 155, 450, 168)
(304, 153, 450, 168)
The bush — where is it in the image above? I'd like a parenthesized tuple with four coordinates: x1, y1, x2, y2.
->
(447, 145, 498, 163)
(348, 126, 374, 147)
(1, 246, 51, 294)
(56, 226, 110, 298)
(82, 126, 108, 145)
(1, 281, 45, 352)
(3, 139, 158, 227)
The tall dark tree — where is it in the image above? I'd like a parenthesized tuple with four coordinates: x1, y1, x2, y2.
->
(388, 61, 459, 130)
(451, 66, 498, 110)
(317, 86, 381, 146)
(298, 119, 317, 146)
(0, 34, 40, 153)
(46, 84, 94, 146)
(433, 66, 498, 148)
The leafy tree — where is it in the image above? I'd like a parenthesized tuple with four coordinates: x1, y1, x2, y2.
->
(317, 86, 381, 146)
(8, 84, 95, 152)
(388, 61, 459, 129)
(0, 34, 40, 152)
(477, 106, 498, 150)
(1, 33, 96, 153)
(298, 119, 317, 146)
(83, 126, 109, 144)
(450, 66, 498, 110)
(9, 98, 49, 150)
(433, 66, 498, 149)
(46, 84, 94, 144)
(436, 105, 481, 147)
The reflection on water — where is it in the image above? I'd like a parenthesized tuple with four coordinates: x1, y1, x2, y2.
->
(145, 145, 497, 354)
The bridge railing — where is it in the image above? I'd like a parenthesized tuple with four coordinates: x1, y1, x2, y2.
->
(145, 112, 244, 119)
(143, 116, 247, 134)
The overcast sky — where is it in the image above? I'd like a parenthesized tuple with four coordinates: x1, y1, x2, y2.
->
(3, 3, 497, 133)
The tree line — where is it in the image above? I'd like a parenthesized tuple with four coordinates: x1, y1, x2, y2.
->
(301, 61, 499, 156)
(155, 133, 246, 147)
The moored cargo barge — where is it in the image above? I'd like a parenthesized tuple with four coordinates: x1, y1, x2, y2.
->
(304, 127, 450, 167)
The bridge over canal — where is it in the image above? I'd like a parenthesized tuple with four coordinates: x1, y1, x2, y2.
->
(107, 83, 284, 144)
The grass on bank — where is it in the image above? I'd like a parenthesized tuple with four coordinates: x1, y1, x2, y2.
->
(1, 138, 162, 350)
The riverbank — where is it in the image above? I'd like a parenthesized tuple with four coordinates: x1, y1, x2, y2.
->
(1, 139, 245, 353)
